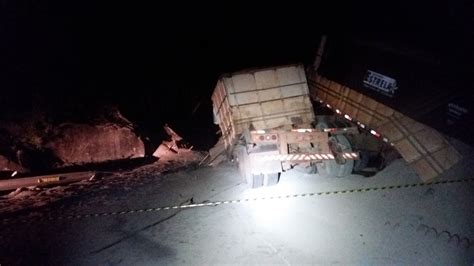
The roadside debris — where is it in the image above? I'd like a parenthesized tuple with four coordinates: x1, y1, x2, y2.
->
(4, 187, 37, 199)
(0, 149, 205, 216)
(88, 173, 97, 182)
(0, 171, 96, 192)
(37, 176, 64, 184)
(199, 136, 226, 167)
(164, 124, 183, 143)
(153, 124, 192, 157)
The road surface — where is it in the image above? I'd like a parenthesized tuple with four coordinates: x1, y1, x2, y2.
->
(1, 147, 473, 265)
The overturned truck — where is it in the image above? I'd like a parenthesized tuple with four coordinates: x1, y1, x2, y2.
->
(212, 64, 383, 188)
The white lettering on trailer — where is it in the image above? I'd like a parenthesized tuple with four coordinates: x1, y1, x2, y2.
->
(363, 70, 398, 97)
(447, 102, 469, 125)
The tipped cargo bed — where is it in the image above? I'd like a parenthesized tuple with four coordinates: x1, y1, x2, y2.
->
(212, 64, 315, 152)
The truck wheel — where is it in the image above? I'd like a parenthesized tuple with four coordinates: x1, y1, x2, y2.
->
(353, 150, 370, 172)
(316, 135, 354, 178)
(265, 172, 280, 186)
(236, 146, 252, 185)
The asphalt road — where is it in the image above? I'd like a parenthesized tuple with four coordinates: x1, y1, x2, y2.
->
(1, 158, 473, 265)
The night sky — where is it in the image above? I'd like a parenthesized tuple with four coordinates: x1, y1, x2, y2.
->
(1, 1, 472, 148)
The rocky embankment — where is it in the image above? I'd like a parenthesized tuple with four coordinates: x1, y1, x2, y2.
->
(0, 108, 146, 176)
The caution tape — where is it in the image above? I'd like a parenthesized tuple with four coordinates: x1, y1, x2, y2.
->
(2, 177, 474, 224)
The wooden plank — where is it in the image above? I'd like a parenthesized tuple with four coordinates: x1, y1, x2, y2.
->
(0, 171, 95, 191)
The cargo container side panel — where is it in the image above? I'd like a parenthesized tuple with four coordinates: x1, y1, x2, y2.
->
(255, 70, 279, 89)
(234, 91, 261, 105)
(220, 81, 234, 150)
(227, 65, 314, 131)
(219, 86, 231, 150)
(211, 81, 225, 130)
(281, 84, 306, 98)
(261, 100, 285, 116)
(231, 74, 257, 93)
(215, 80, 242, 152)
(258, 88, 283, 102)
(230, 99, 314, 130)
(224, 77, 237, 107)
(282, 96, 310, 116)
(212, 64, 316, 155)
(276, 66, 304, 85)
(232, 107, 314, 125)
(211, 81, 226, 144)
(226, 75, 253, 137)
(232, 104, 264, 127)
(224, 77, 245, 150)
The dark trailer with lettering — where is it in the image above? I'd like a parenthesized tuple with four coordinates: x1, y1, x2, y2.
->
(316, 36, 474, 145)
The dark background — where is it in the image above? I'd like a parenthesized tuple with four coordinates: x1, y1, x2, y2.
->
(1, 1, 472, 149)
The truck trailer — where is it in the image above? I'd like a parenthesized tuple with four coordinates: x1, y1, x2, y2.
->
(211, 64, 369, 188)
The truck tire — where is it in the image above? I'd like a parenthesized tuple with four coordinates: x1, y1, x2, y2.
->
(236, 146, 252, 185)
(252, 174, 264, 188)
(236, 146, 265, 188)
(265, 172, 280, 186)
(353, 150, 370, 172)
(293, 163, 317, 174)
(316, 134, 354, 178)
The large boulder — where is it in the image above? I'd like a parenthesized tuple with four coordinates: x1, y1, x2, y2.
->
(46, 123, 145, 166)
